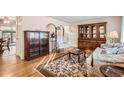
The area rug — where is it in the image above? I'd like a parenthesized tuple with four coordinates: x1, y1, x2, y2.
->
(35, 51, 94, 77)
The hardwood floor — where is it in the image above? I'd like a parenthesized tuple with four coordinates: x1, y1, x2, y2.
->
(0, 48, 71, 77)
(0, 54, 53, 77)
(0, 47, 92, 77)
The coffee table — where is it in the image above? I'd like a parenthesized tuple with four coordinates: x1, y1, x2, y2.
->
(69, 49, 86, 63)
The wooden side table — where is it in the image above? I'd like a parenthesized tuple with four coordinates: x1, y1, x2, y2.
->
(100, 65, 124, 77)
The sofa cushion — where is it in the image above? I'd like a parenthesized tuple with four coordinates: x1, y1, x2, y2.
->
(117, 47, 124, 54)
(102, 43, 114, 48)
(101, 47, 118, 54)
(102, 43, 124, 49)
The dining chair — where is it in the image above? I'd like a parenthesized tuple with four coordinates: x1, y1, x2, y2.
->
(2, 38, 11, 51)
(0, 38, 4, 54)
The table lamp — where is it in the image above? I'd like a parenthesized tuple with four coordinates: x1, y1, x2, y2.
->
(108, 31, 118, 43)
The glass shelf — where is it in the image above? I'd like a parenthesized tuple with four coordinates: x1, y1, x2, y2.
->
(93, 34, 96, 38)
(100, 35, 105, 38)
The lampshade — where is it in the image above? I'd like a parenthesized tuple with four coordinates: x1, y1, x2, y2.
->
(108, 31, 118, 38)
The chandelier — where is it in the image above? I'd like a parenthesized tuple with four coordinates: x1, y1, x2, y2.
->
(0, 16, 16, 25)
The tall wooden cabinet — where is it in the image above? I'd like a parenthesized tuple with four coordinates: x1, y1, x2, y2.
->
(78, 22, 106, 50)
(24, 31, 49, 60)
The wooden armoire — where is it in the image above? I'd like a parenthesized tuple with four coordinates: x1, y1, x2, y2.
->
(24, 31, 49, 60)
(78, 22, 106, 50)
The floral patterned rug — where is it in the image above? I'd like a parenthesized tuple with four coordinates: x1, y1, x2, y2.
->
(35, 51, 95, 77)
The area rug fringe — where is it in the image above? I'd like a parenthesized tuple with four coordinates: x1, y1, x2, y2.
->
(34, 52, 57, 76)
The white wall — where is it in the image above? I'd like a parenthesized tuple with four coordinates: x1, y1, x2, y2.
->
(22, 16, 70, 31)
(17, 16, 73, 59)
(71, 16, 122, 43)
(69, 25, 78, 47)
(121, 16, 124, 43)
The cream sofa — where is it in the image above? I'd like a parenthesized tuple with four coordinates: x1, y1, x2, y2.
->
(86, 43, 124, 76)
(101, 43, 124, 54)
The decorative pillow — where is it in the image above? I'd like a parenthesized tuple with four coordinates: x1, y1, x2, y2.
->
(113, 43, 124, 48)
(102, 43, 114, 48)
(102, 43, 124, 49)
(104, 47, 118, 54)
(117, 47, 124, 54)
(118, 47, 124, 50)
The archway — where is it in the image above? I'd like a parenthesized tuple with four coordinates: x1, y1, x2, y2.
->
(46, 23, 65, 52)
(46, 23, 57, 52)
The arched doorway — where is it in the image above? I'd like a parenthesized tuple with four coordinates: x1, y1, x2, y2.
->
(46, 23, 65, 52)
(46, 23, 57, 52)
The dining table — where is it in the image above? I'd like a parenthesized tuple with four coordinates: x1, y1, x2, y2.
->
(0, 39, 6, 54)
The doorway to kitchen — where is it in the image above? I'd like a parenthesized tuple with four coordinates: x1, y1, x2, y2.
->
(0, 16, 17, 57)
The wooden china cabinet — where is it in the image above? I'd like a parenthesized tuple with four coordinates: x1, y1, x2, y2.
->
(78, 22, 106, 50)
(24, 31, 49, 60)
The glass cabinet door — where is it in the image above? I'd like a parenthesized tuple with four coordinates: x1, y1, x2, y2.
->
(100, 35, 105, 38)
(99, 25, 105, 34)
(80, 28, 82, 37)
(84, 26, 90, 38)
(86, 26, 90, 38)
(29, 32, 35, 45)
(81, 27, 84, 37)
(78, 23, 106, 39)
(79, 26, 83, 38)
(99, 25, 105, 38)
(92, 26, 97, 38)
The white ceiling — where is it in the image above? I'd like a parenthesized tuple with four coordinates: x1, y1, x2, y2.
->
(50, 16, 107, 23)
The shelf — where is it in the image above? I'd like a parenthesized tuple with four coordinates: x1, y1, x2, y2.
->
(24, 31, 49, 60)
(78, 22, 106, 50)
